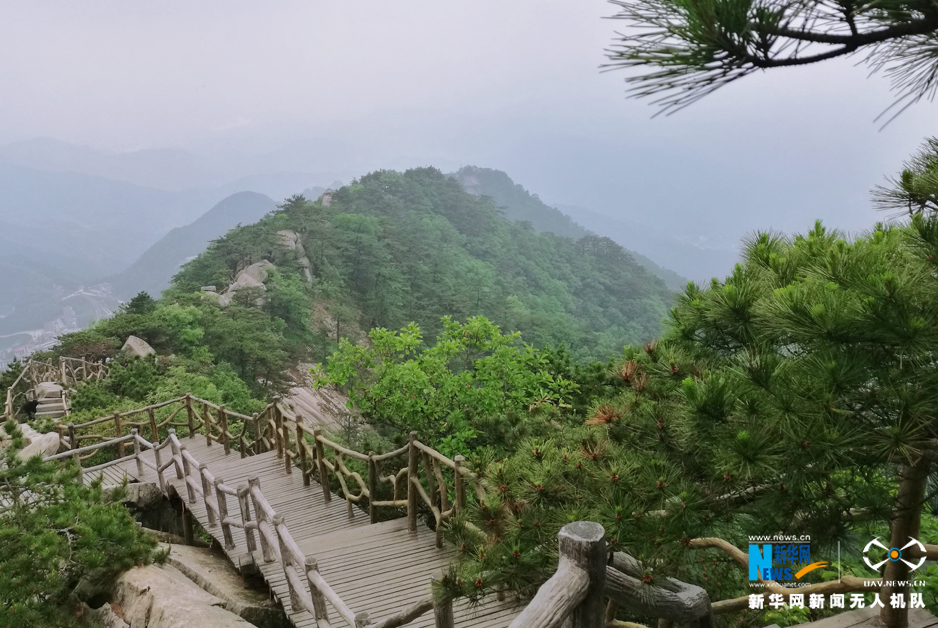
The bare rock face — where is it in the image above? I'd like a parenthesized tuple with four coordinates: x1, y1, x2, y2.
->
(83, 602, 130, 628)
(276, 230, 313, 283)
(276, 229, 301, 251)
(3, 422, 68, 460)
(218, 260, 275, 307)
(122, 335, 156, 358)
(19, 431, 64, 459)
(110, 564, 257, 628)
(160, 543, 287, 627)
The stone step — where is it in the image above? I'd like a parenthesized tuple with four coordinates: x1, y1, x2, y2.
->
(35, 409, 66, 418)
(37, 401, 65, 409)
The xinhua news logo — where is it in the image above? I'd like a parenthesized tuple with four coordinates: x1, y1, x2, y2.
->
(749, 540, 829, 583)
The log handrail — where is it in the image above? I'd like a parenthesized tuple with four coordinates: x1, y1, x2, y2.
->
(507, 522, 607, 628)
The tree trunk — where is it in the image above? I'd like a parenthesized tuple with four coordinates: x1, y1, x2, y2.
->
(880, 455, 931, 628)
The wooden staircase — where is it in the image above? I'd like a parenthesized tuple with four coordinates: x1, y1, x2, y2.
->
(42, 393, 520, 628)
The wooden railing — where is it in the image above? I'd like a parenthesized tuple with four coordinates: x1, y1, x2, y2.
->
(58, 356, 108, 386)
(3, 357, 109, 422)
(43, 427, 159, 487)
(2, 363, 31, 421)
(54, 393, 269, 459)
(508, 522, 607, 628)
(150, 428, 453, 628)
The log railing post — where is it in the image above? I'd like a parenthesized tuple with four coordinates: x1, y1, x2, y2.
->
(60, 356, 66, 385)
(203, 402, 212, 447)
(565, 521, 607, 628)
(283, 416, 292, 475)
(148, 406, 158, 443)
(368, 453, 378, 524)
(407, 431, 419, 532)
(180, 446, 196, 503)
(454, 455, 466, 514)
(219, 405, 230, 455)
(433, 594, 455, 628)
(274, 403, 284, 459)
(131, 428, 144, 477)
(507, 521, 606, 628)
(114, 411, 124, 458)
(251, 413, 261, 454)
(306, 557, 330, 624)
(249, 476, 274, 563)
(152, 440, 166, 492)
(273, 514, 304, 611)
(168, 429, 184, 479)
(67, 422, 77, 451)
(199, 463, 216, 527)
(215, 477, 235, 549)
(238, 483, 257, 553)
(314, 428, 331, 503)
(297, 415, 310, 486)
(185, 393, 195, 438)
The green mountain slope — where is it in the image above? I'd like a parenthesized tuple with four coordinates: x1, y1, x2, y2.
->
(172, 167, 674, 361)
(451, 166, 688, 291)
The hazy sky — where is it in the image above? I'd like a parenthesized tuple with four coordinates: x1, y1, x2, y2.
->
(1, 0, 936, 251)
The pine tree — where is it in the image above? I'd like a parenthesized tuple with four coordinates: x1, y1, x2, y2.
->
(604, 0, 938, 117)
(0, 420, 156, 626)
(445, 216, 938, 628)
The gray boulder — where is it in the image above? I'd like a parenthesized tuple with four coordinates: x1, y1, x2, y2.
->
(219, 260, 274, 307)
(122, 335, 156, 358)
(110, 564, 257, 628)
(19, 431, 64, 459)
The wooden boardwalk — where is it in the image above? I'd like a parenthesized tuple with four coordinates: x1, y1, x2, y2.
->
(114, 435, 520, 628)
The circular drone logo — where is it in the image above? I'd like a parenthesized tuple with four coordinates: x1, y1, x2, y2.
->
(863, 537, 926, 572)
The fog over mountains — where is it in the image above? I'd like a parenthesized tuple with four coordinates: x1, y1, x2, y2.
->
(0, 138, 733, 363)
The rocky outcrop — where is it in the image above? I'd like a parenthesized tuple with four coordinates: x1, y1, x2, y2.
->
(161, 543, 287, 627)
(97, 563, 258, 628)
(0, 422, 68, 459)
(218, 260, 274, 307)
(122, 335, 156, 358)
(19, 429, 63, 459)
(276, 229, 313, 283)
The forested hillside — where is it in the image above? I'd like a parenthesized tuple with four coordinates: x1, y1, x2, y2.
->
(452, 166, 689, 291)
(173, 167, 673, 361)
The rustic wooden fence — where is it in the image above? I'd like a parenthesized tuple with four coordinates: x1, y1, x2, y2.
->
(3, 357, 109, 422)
(72, 422, 471, 628)
(25, 364, 721, 628)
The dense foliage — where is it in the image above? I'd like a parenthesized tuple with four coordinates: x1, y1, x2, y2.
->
(0, 420, 157, 627)
(173, 167, 673, 361)
(874, 137, 938, 217)
(318, 316, 579, 457)
(396, 217, 938, 621)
